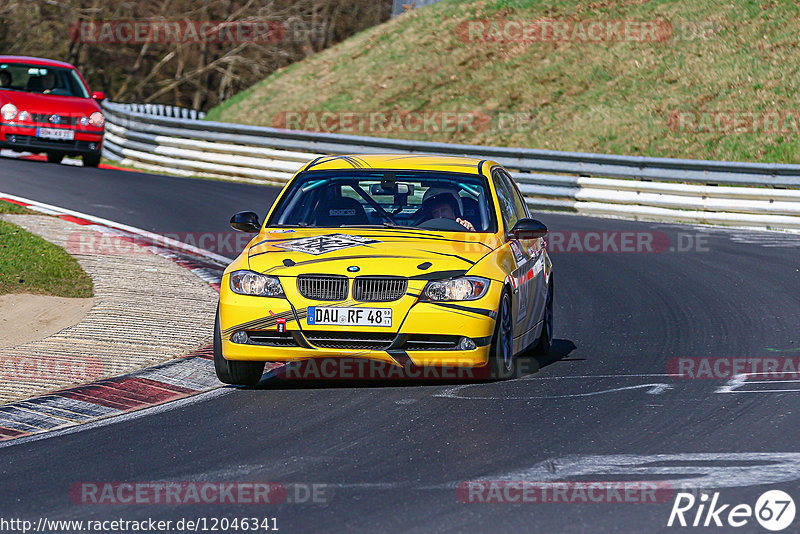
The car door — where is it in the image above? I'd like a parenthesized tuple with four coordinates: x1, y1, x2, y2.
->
(499, 169, 547, 347)
(491, 168, 531, 351)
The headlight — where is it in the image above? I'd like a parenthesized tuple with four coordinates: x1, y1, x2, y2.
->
(1, 103, 18, 121)
(422, 276, 490, 301)
(88, 111, 105, 128)
(230, 270, 284, 297)
(18, 111, 30, 121)
(80, 116, 90, 126)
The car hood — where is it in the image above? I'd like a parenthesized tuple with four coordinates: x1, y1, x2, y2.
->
(0, 90, 100, 115)
(246, 228, 502, 278)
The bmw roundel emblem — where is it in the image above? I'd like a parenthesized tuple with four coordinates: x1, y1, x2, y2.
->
(49, 114, 61, 124)
(347, 266, 360, 273)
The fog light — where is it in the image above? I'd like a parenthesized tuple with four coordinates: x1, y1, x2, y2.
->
(457, 337, 476, 350)
(231, 331, 248, 344)
(8, 135, 16, 143)
(88, 142, 97, 150)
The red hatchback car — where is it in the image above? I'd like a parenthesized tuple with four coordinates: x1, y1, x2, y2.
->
(0, 56, 105, 167)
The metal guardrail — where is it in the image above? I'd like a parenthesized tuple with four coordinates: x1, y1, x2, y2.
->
(112, 103, 206, 120)
(101, 101, 800, 231)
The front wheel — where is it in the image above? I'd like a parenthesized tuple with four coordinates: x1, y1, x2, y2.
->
(213, 308, 265, 386)
(82, 152, 101, 168)
(489, 288, 516, 379)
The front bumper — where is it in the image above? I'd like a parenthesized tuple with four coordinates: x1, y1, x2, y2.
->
(219, 276, 502, 368)
(0, 124, 103, 155)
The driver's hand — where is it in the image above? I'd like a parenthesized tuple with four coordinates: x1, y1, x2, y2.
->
(456, 218, 475, 231)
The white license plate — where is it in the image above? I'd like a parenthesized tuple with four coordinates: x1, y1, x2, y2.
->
(37, 127, 74, 140)
(307, 306, 392, 327)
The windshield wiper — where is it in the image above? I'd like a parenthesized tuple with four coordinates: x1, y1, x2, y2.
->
(349, 223, 420, 230)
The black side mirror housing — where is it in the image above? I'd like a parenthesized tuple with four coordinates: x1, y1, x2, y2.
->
(508, 218, 548, 240)
(230, 211, 261, 233)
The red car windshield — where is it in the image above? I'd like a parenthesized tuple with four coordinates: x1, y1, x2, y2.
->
(0, 63, 90, 98)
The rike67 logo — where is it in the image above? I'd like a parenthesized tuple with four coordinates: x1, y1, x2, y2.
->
(668, 490, 796, 531)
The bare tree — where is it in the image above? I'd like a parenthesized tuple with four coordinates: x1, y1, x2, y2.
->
(0, 0, 391, 110)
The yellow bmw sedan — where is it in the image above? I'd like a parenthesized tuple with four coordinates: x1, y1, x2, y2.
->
(214, 154, 553, 385)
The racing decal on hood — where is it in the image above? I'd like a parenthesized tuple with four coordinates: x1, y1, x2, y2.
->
(273, 234, 380, 256)
(260, 254, 416, 274)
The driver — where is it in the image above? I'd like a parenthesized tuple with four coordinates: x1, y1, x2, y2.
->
(420, 187, 475, 231)
(41, 71, 57, 93)
(0, 70, 11, 88)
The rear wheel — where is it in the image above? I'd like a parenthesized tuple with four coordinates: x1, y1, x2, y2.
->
(214, 308, 265, 386)
(82, 152, 101, 167)
(47, 152, 64, 164)
(489, 288, 515, 379)
(533, 276, 554, 355)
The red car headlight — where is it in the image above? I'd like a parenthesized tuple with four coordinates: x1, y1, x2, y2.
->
(1, 103, 17, 121)
(88, 111, 105, 128)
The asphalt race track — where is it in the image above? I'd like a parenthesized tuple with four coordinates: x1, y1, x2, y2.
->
(2, 157, 800, 533)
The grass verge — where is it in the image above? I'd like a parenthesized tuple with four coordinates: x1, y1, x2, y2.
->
(0, 201, 94, 298)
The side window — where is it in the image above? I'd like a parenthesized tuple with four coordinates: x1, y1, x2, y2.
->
(500, 170, 530, 220)
(492, 169, 518, 232)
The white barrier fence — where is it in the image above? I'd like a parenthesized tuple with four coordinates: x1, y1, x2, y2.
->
(102, 102, 800, 231)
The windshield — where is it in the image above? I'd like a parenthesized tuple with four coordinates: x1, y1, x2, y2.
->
(0, 63, 90, 98)
(267, 171, 497, 233)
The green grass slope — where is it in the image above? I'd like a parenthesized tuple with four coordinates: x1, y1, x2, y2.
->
(206, 0, 800, 163)
(0, 201, 93, 298)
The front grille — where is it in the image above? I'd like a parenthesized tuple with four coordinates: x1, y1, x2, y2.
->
(304, 331, 396, 351)
(297, 275, 348, 301)
(246, 331, 298, 347)
(403, 334, 461, 351)
(352, 277, 408, 302)
(3, 133, 97, 151)
(31, 114, 82, 126)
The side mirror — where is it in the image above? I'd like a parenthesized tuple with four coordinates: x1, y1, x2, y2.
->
(91, 91, 106, 101)
(508, 218, 547, 240)
(230, 211, 261, 233)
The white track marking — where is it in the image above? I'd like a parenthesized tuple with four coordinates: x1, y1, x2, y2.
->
(490, 453, 800, 490)
(716, 373, 800, 394)
(435, 379, 673, 400)
(0, 191, 230, 264)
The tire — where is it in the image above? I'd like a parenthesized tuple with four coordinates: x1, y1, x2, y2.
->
(489, 288, 515, 379)
(533, 276, 554, 356)
(82, 152, 101, 168)
(47, 152, 64, 164)
(213, 308, 265, 386)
